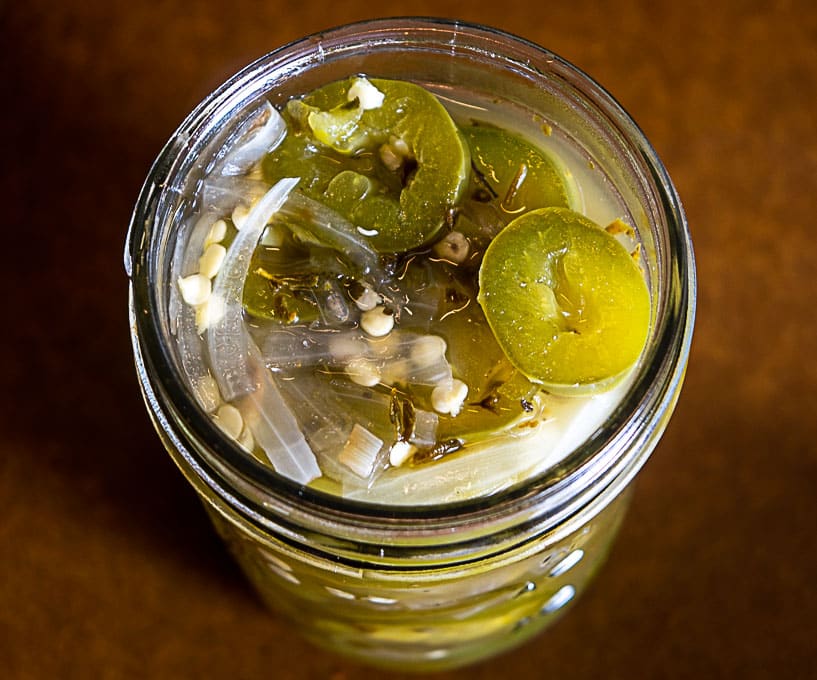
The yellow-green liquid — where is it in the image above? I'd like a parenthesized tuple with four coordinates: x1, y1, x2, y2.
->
(175, 81, 645, 669)
(205, 489, 631, 670)
(233, 82, 642, 505)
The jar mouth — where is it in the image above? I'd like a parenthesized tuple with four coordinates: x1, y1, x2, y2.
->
(126, 17, 695, 534)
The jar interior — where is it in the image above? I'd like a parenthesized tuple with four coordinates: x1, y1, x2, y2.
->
(129, 19, 691, 527)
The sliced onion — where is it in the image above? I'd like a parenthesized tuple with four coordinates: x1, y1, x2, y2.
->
(409, 409, 438, 448)
(218, 101, 287, 176)
(275, 371, 395, 488)
(277, 191, 386, 287)
(346, 387, 628, 505)
(257, 326, 332, 371)
(260, 327, 361, 373)
(237, 343, 322, 483)
(378, 331, 453, 387)
(207, 177, 320, 484)
(346, 428, 542, 505)
(168, 212, 223, 407)
(208, 177, 299, 399)
(338, 423, 385, 479)
(176, 305, 221, 413)
(201, 177, 270, 217)
(274, 372, 360, 485)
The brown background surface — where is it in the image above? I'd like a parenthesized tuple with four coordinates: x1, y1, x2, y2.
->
(2, 1, 816, 678)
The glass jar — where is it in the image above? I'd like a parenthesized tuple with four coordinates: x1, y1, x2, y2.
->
(125, 18, 695, 671)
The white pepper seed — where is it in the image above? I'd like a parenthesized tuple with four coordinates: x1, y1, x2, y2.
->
(237, 425, 255, 453)
(411, 335, 447, 366)
(178, 273, 211, 306)
(204, 219, 227, 248)
(193, 374, 220, 413)
(195, 294, 224, 334)
(214, 403, 243, 440)
(198, 243, 227, 279)
(379, 144, 403, 171)
(389, 441, 416, 467)
(433, 231, 470, 264)
(431, 379, 469, 416)
(346, 357, 381, 387)
(354, 286, 381, 311)
(231, 203, 250, 229)
(347, 77, 385, 110)
(360, 307, 394, 337)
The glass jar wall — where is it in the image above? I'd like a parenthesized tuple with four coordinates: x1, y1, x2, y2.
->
(126, 18, 694, 670)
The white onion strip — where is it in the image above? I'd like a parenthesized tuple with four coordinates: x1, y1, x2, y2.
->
(219, 101, 287, 176)
(207, 177, 320, 484)
(277, 191, 386, 287)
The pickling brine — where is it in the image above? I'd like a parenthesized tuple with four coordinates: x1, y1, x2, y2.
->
(171, 75, 651, 505)
(128, 18, 694, 671)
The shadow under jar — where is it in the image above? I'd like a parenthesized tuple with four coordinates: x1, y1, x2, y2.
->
(125, 18, 695, 671)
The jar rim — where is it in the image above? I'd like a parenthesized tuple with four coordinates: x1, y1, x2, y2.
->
(126, 17, 695, 542)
